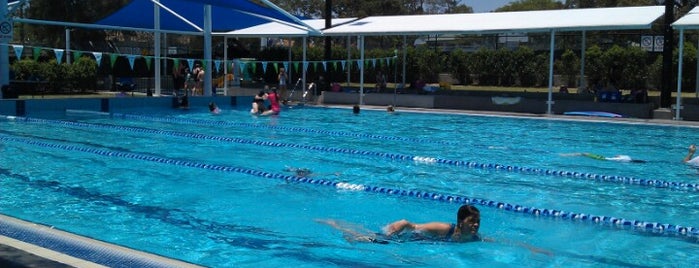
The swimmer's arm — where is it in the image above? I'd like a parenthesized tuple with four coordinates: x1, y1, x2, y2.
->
(384, 220, 450, 237)
(684, 144, 696, 163)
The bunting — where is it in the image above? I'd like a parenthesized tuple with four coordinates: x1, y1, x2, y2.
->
(73, 51, 83, 63)
(12, 45, 23, 60)
(127, 55, 137, 70)
(92, 52, 103, 67)
(144, 56, 152, 70)
(53, 49, 64, 64)
(110, 54, 118, 68)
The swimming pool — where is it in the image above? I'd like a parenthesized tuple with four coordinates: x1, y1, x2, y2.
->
(1, 105, 699, 267)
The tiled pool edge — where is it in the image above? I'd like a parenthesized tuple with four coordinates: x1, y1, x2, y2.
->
(0, 214, 202, 268)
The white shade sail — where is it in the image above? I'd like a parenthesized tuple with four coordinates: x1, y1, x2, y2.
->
(218, 18, 357, 37)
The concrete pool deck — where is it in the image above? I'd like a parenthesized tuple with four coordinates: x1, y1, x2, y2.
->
(3, 104, 699, 267)
(0, 215, 202, 268)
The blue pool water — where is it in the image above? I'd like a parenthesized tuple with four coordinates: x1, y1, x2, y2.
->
(1, 105, 699, 267)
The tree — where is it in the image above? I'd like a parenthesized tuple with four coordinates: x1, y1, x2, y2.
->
(17, 0, 131, 47)
(496, 0, 565, 12)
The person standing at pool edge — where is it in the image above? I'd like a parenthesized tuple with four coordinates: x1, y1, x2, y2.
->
(278, 68, 288, 104)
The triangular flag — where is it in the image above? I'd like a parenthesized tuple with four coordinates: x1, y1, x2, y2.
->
(127, 54, 137, 70)
(313, 62, 318, 72)
(239, 61, 247, 75)
(33, 47, 41, 61)
(92, 52, 102, 67)
(283, 62, 289, 72)
(273, 62, 279, 73)
(293, 62, 299, 73)
(110, 54, 118, 68)
(187, 59, 194, 69)
(214, 60, 221, 72)
(341, 60, 346, 70)
(261, 61, 268, 74)
(144, 56, 152, 70)
(333, 61, 338, 71)
(53, 49, 64, 64)
(371, 58, 376, 68)
(303, 62, 309, 72)
(73, 51, 83, 63)
(252, 62, 257, 74)
(173, 59, 180, 70)
(12, 45, 23, 60)
(322, 61, 327, 72)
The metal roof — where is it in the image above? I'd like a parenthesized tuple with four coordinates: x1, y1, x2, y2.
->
(672, 6, 699, 30)
(322, 6, 665, 36)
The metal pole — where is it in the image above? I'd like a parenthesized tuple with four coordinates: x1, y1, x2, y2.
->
(203, 4, 212, 96)
(393, 49, 397, 106)
(402, 35, 407, 87)
(65, 28, 70, 64)
(546, 30, 555, 115)
(154, 1, 161, 95)
(303, 37, 307, 97)
(579, 30, 586, 92)
(346, 35, 350, 87)
(676, 29, 685, 120)
(223, 36, 228, 94)
(1, 0, 8, 97)
(359, 36, 364, 105)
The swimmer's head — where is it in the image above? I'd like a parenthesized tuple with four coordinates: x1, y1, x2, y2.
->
(457, 205, 480, 235)
(295, 168, 312, 177)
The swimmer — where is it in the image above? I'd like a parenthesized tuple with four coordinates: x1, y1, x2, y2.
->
(261, 88, 281, 116)
(208, 102, 221, 114)
(353, 105, 360, 114)
(683, 144, 699, 166)
(283, 166, 341, 177)
(284, 166, 313, 177)
(316, 205, 553, 255)
(317, 205, 482, 244)
(251, 90, 267, 115)
(387, 105, 395, 113)
(561, 152, 646, 163)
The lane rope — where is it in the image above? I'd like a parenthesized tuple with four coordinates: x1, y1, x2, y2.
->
(1, 133, 697, 242)
(5, 115, 698, 193)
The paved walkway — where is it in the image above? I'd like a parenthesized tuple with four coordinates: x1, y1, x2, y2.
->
(0, 244, 72, 268)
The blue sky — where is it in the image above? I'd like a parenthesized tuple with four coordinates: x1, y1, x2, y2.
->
(461, 0, 518, 13)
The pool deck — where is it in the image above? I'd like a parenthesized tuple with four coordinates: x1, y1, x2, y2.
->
(0, 214, 202, 268)
(3, 104, 699, 267)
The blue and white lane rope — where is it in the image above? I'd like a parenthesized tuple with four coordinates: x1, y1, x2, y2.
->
(109, 112, 460, 146)
(1, 133, 697, 241)
(5, 115, 699, 193)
